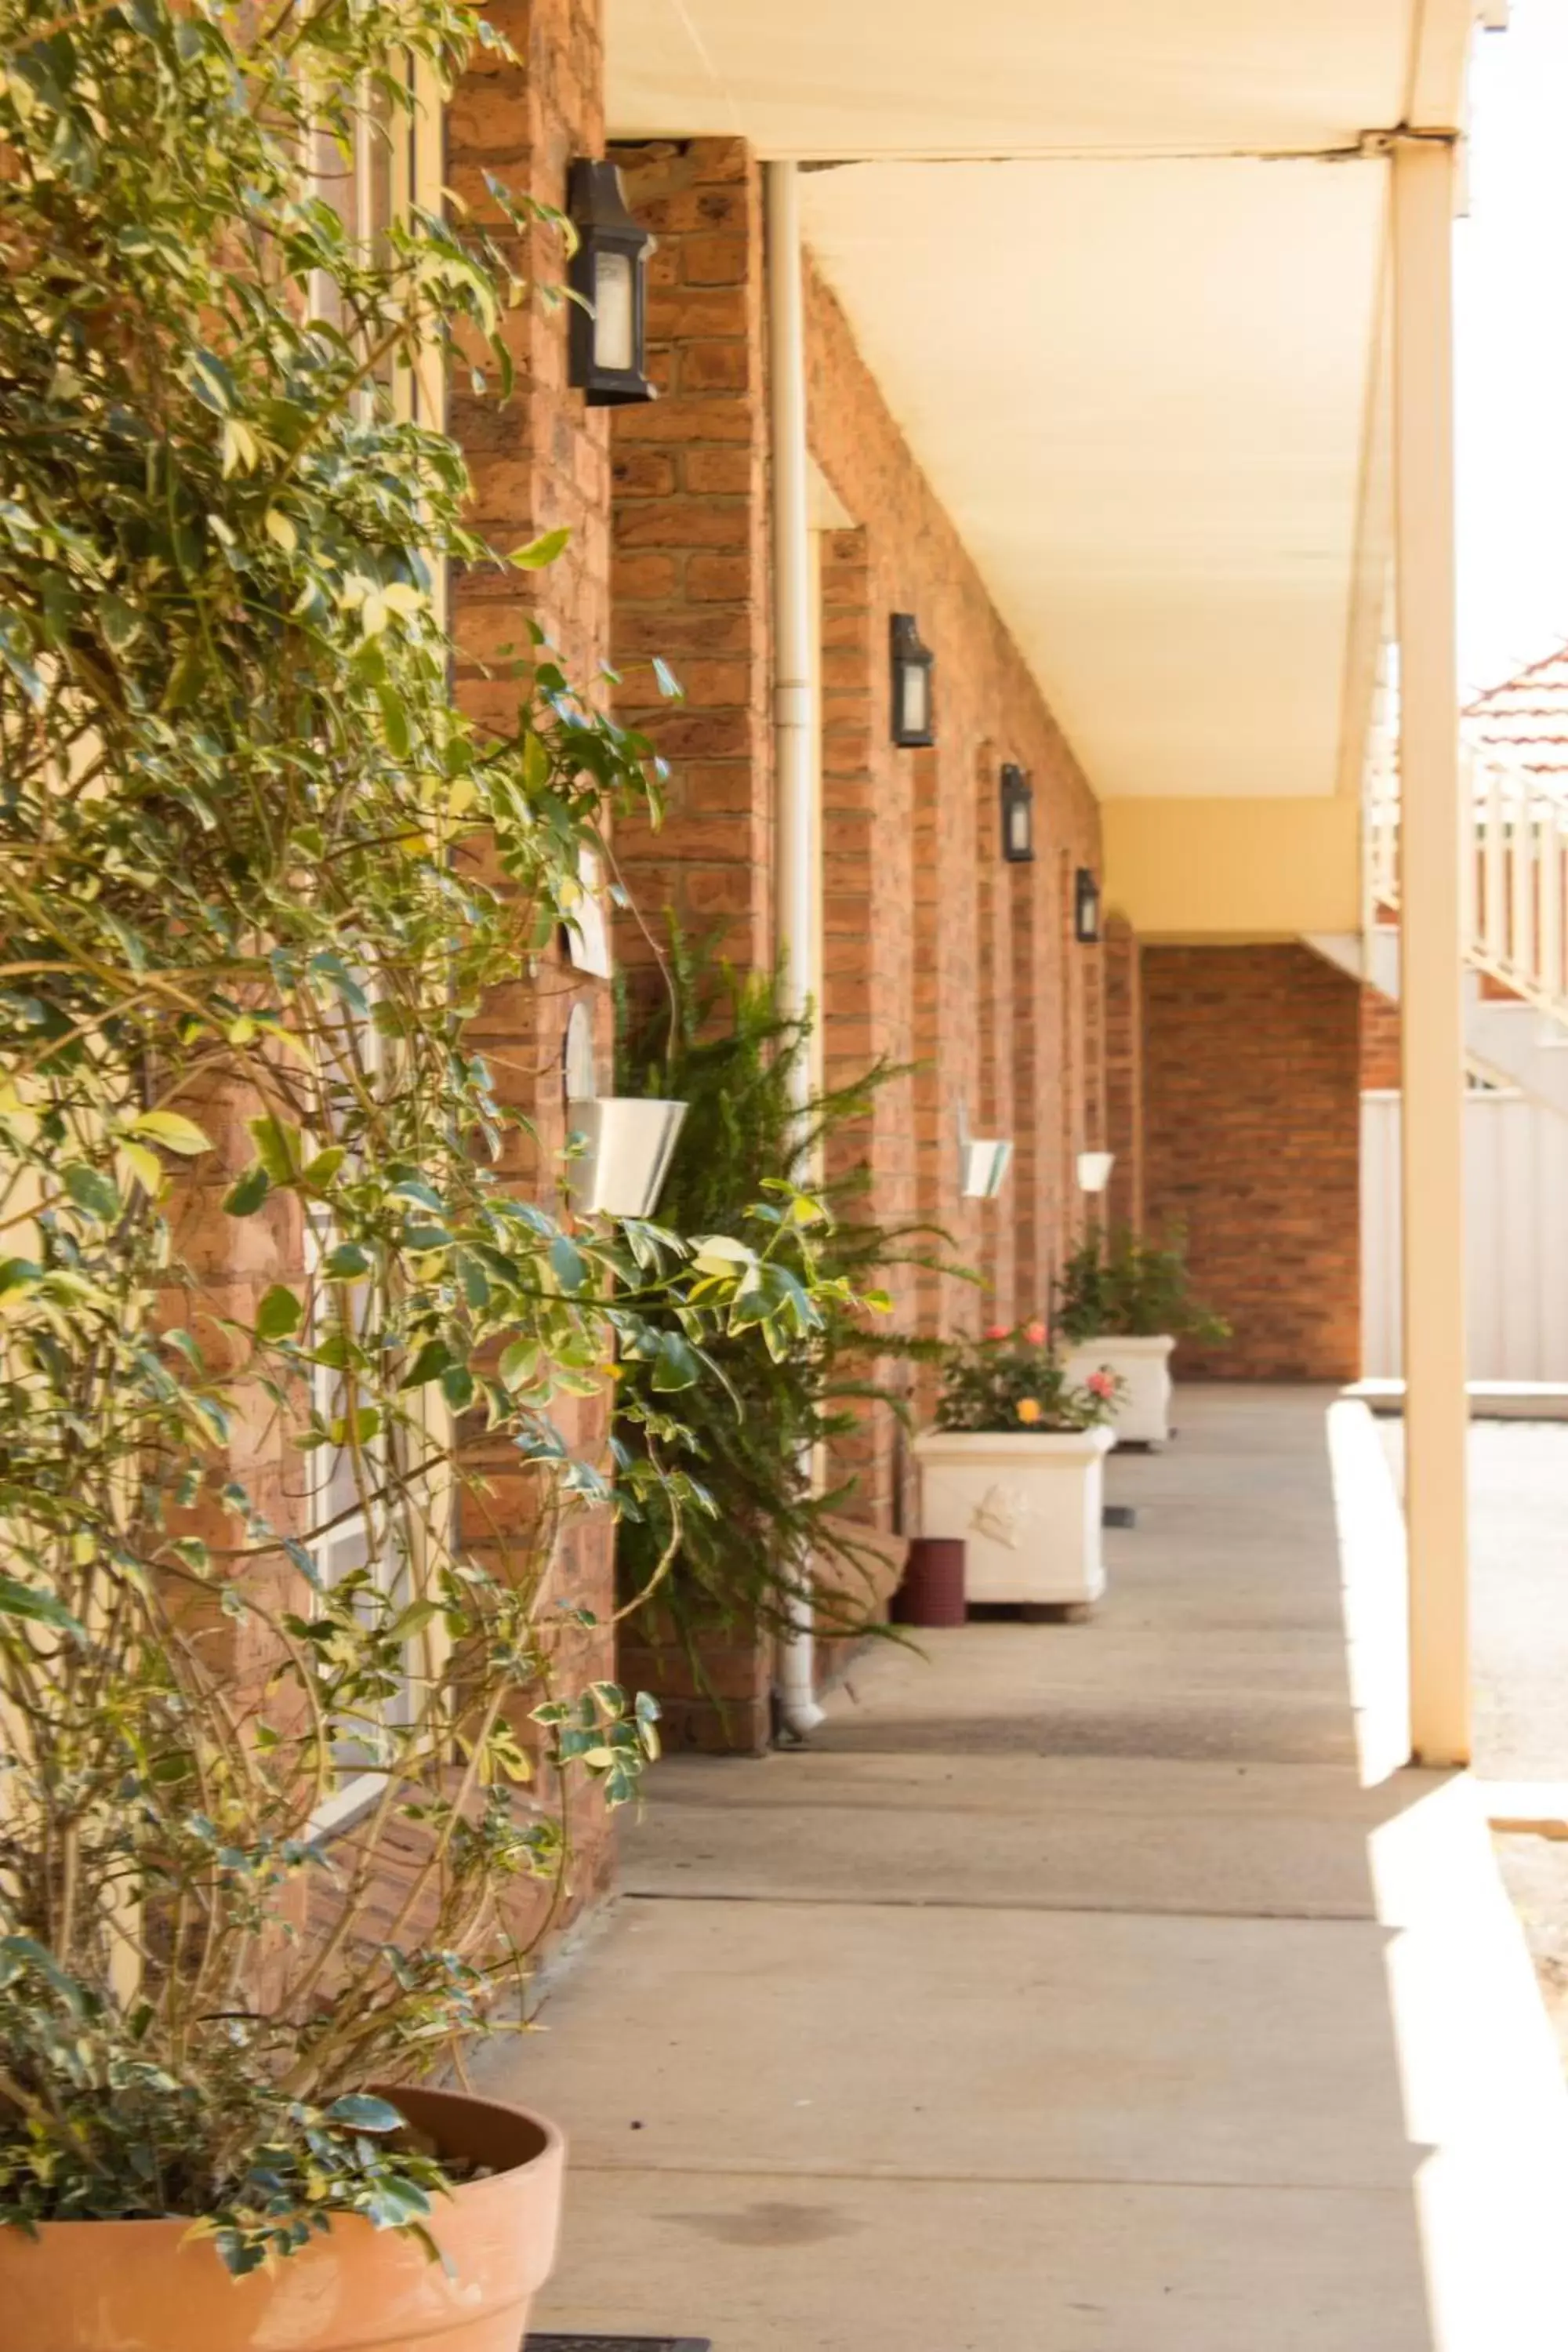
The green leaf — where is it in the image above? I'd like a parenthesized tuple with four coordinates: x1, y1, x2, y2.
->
(398, 1339, 451, 1389)
(64, 1163, 121, 1222)
(248, 1114, 302, 1184)
(223, 1163, 271, 1217)
(326, 2095, 405, 2136)
(389, 1599, 442, 1641)
(550, 1234, 585, 1293)
(652, 1329, 701, 1392)
(256, 1285, 303, 1343)
(99, 592, 140, 652)
(302, 1145, 347, 1192)
(0, 1574, 83, 1639)
(322, 1242, 370, 1280)
(376, 681, 412, 757)
(507, 526, 571, 569)
(328, 1406, 381, 1449)
(691, 1233, 754, 1276)
(131, 1109, 212, 1156)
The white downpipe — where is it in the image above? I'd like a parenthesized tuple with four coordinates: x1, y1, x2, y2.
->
(767, 159, 826, 1738)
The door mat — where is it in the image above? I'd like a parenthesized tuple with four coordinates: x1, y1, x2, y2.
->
(527, 2338, 711, 2350)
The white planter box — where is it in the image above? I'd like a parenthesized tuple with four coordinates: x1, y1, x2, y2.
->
(1060, 1334, 1176, 1447)
(913, 1426, 1116, 1608)
(567, 1097, 687, 1218)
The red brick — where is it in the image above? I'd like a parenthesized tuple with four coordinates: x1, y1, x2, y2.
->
(612, 448, 677, 497)
(681, 232, 750, 285)
(686, 554, 753, 601)
(679, 339, 751, 394)
(648, 288, 750, 339)
(1361, 984, 1402, 1088)
(682, 445, 754, 496)
(609, 397, 754, 445)
(1143, 946, 1360, 1381)
(613, 550, 679, 601)
(613, 498, 750, 551)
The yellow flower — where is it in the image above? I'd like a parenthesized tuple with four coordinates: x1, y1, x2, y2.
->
(1015, 1396, 1043, 1425)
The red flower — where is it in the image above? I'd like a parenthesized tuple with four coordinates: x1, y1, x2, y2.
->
(1024, 1319, 1047, 1347)
(1086, 1369, 1117, 1400)
(985, 1323, 1009, 1341)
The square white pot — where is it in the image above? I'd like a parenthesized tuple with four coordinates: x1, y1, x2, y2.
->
(913, 1426, 1116, 1607)
(1059, 1334, 1176, 1446)
(567, 1097, 687, 1218)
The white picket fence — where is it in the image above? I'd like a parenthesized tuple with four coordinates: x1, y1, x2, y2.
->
(1367, 723, 1568, 1022)
(1362, 1088, 1568, 1380)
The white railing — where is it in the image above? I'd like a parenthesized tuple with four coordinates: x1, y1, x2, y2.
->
(1366, 725, 1568, 1023)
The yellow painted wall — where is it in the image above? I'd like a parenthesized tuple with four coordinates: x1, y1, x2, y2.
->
(1102, 795, 1362, 939)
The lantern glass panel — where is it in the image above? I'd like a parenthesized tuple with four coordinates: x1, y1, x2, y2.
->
(593, 249, 635, 373)
(899, 659, 929, 740)
(1007, 795, 1030, 858)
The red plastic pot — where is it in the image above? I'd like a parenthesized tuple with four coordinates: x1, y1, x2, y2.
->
(892, 1537, 967, 1628)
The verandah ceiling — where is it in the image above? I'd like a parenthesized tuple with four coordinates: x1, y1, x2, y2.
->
(605, 0, 1486, 808)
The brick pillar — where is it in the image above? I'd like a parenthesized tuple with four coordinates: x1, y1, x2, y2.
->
(448, 0, 619, 1914)
(1104, 912, 1145, 1230)
(1057, 849, 1087, 1250)
(1010, 855, 1043, 1318)
(607, 138, 773, 984)
(819, 522, 913, 1536)
(974, 744, 1016, 1316)
(597, 137, 779, 1748)
(1361, 983, 1403, 1088)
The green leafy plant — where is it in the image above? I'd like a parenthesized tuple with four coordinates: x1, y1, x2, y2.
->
(615, 943, 953, 1664)
(935, 1323, 1122, 1434)
(1052, 1225, 1231, 1345)
(0, 0, 844, 2274)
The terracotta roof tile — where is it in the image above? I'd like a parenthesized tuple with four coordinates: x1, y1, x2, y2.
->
(1465, 644, 1568, 775)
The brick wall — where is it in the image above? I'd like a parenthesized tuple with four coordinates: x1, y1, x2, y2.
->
(804, 260, 1106, 1359)
(1142, 944, 1362, 1381)
(1361, 984, 1403, 1090)
(447, 0, 619, 1918)
(598, 157, 1109, 1743)
(606, 138, 774, 983)
(1104, 913, 1145, 1228)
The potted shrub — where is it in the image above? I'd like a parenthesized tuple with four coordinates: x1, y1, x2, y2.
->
(0, 6, 844, 2342)
(1053, 1226, 1231, 1446)
(913, 1324, 1122, 1611)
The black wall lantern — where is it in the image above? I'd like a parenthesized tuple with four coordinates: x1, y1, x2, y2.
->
(1074, 865, 1102, 946)
(890, 613, 935, 747)
(1000, 764, 1035, 863)
(567, 160, 656, 408)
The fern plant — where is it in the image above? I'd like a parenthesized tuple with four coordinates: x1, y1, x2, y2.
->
(615, 941, 956, 1673)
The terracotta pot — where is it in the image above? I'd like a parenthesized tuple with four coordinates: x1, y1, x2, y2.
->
(0, 2084, 564, 2352)
(891, 1536, 967, 1628)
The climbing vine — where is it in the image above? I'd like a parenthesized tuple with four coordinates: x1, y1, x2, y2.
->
(0, 0, 847, 2266)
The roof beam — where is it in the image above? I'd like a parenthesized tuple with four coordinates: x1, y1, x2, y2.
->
(1406, 0, 1493, 132)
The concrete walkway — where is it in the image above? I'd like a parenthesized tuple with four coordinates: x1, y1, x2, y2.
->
(495, 1388, 1568, 2350)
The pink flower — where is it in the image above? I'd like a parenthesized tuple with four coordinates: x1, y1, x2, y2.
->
(1024, 1319, 1047, 1347)
(985, 1323, 1009, 1341)
(1086, 1370, 1117, 1399)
